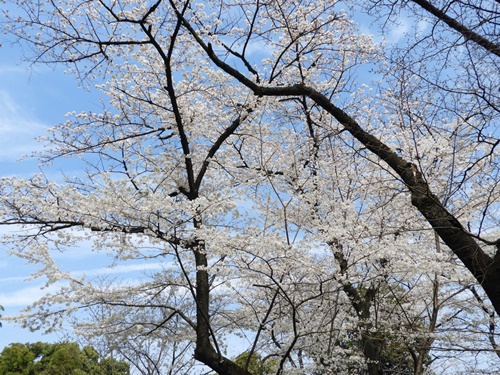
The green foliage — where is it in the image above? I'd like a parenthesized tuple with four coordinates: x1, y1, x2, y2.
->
(0, 343, 35, 375)
(211, 351, 278, 375)
(233, 351, 278, 375)
(0, 342, 129, 375)
(234, 352, 273, 375)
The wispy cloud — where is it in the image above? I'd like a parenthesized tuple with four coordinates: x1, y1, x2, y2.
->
(0, 262, 169, 308)
(73, 262, 169, 278)
(388, 17, 410, 43)
(0, 64, 26, 75)
(0, 283, 55, 307)
(0, 90, 47, 161)
(0, 275, 29, 284)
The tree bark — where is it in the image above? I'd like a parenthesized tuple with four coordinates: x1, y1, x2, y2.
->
(333, 245, 384, 375)
(192, 245, 253, 375)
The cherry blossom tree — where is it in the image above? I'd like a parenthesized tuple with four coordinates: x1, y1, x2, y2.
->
(1, 0, 499, 374)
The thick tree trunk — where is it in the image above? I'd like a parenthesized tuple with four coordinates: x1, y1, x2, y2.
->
(333, 247, 384, 374)
(362, 335, 384, 375)
(193, 248, 253, 375)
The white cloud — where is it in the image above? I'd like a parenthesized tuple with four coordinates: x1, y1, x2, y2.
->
(0, 262, 169, 308)
(0, 283, 54, 307)
(0, 64, 26, 75)
(0, 275, 28, 284)
(0, 90, 47, 161)
(388, 17, 410, 43)
(416, 18, 430, 36)
(73, 262, 169, 278)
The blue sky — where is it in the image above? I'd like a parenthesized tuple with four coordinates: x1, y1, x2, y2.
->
(0, 41, 79, 348)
